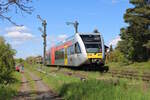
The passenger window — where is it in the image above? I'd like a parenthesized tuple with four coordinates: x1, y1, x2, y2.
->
(70, 45, 74, 55)
(75, 43, 81, 54)
(67, 47, 70, 55)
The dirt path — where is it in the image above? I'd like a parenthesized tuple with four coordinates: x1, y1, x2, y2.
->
(14, 69, 63, 100)
(13, 73, 32, 100)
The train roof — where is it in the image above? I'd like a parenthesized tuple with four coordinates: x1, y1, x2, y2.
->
(47, 32, 104, 53)
(56, 33, 102, 46)
(78, 32, 101, 35)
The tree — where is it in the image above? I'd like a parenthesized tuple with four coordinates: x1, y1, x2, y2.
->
(0, 37, 5, 44)
(26, 56, 35, 64)
(118, 0, 150, 62)
(0, 0, 33, 25)
(109, 45, 113, 52)
(0, 36, 16, 84)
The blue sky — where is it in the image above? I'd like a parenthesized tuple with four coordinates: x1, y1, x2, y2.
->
(0, 0, 132, 59)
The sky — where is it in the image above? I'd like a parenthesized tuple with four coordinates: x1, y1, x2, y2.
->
(0, 0, 132, 59)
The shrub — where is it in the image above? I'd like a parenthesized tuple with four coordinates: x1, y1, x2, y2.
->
(0, 37, 16, 84)
(106, 49, 129, 65)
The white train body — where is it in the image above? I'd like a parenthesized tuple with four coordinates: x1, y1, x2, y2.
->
(46, 33, 105, 67)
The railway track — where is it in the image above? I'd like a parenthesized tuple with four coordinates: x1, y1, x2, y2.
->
(108, 70, 150, 82)
(52, 68, 150, 82)
(38, 67, 150, 83)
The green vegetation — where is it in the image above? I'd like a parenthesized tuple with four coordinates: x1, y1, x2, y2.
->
(24, 70, 36, 92)
(118, 0, 150, 62)
(26, 64, 150, 100)
(26, 65, 80, 93)
(60, 79, 150, 100)
(107, 60, 150, 71)
(0, 37, 22, 99)
(106, 50, 129, 65)
(0, 72, 21, 100)
(107, 0, 150, 65)
(0, 36, 16, 84)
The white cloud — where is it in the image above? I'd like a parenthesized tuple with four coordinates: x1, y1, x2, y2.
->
(48, 34, 68, 43)
(109, 36, 121, 47)
(46, 34, 68, 48)
(5, 31, 33, 41)
(4, 26, 34, 44)
(5, 26, 28, 32)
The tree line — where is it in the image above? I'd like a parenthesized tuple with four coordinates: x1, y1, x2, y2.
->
(107, 0, 150, 63)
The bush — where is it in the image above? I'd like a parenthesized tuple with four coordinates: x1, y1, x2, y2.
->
(0, 72, 21, 99)
(0, 37, 16, 84)
(106, 50, 129, 65)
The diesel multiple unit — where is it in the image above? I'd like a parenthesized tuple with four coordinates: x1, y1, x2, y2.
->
(46, 32, 105, 67)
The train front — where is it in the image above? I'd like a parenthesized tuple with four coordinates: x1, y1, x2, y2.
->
(80, 33, 105, 66)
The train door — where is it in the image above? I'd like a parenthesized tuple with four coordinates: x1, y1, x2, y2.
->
(74, 42, 82, 66)
(64, 46, 68, 66)
(67, 45, 75, 66)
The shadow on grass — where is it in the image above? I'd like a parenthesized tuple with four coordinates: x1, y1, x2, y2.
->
(49, 65, 109, 73)
(0, 76, 21, 99)
(21, 79, 42, 84)
(13, 91, 63, 100)
(0, 84, 18, 100)
(70, 65, 109, 72)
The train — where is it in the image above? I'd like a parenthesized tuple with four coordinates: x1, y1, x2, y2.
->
(46, 31, 107, 69)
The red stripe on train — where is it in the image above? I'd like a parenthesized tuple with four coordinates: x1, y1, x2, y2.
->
(51, 47, 55, 64)
(50, 41, 72, 64)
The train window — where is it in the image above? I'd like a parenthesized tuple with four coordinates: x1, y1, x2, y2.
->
(67, 47, 70, 55)
(67, 45, 74, 55)
(70, 45, 74, 55)
(80, 35, 101, 42)
(55, 49, 64, 60)
(75, 43, 81, 54)
(84, 43, 101, 53)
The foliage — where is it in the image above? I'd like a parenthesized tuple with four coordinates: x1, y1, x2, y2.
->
(107, 60, 150, 71)
(26, 56, 36, 65)
(27, 64, 150, 100)
(0, 72, 21, 99)
(0, 0, 34, 25)
(0, 37, 5, 44)
(109, 44, 113, 52)
(106, 49, 129, 65)
(15, 58, 25, 65)
(118, 0, 150, 62)
(144, 40, 150, 49)
(0, 37, 16, 84)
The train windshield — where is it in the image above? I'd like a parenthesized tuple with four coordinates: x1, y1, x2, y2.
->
(80, 35, 102, 53)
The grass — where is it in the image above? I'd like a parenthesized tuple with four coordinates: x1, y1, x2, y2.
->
(31, 64, 110, 80)
(27, 65, 80, 93)
(23, 69, 36, 93)
(59, 79, 150, 100)
(0, 72, 22, 100)
(26, 64, 150, 100)
(106, 60, 150, 71)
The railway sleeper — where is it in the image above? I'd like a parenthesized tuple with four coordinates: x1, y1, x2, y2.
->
(141, 75, 150, 78)
(142, 78, 150, 82)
